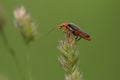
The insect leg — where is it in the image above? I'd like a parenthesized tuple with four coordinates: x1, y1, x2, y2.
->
(75, 36, 82, 41)
(75, 36, 78, 40)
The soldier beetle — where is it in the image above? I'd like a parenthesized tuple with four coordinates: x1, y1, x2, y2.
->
(58, 23, 91, 41)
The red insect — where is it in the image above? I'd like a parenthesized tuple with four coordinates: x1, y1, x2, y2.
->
(58, 23, 91, 41)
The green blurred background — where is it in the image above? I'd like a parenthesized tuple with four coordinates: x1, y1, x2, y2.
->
(0, 0, 120, 80)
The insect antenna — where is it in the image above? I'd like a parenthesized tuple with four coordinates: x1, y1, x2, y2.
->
(45, 26, 57, 36)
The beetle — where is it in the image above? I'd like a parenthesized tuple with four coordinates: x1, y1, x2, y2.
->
(58, 23, 91, 41)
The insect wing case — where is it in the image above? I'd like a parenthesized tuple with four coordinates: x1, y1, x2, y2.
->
(68, 23, 90, 38)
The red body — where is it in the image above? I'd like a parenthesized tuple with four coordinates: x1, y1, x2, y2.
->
(59, 23, 91, 41)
